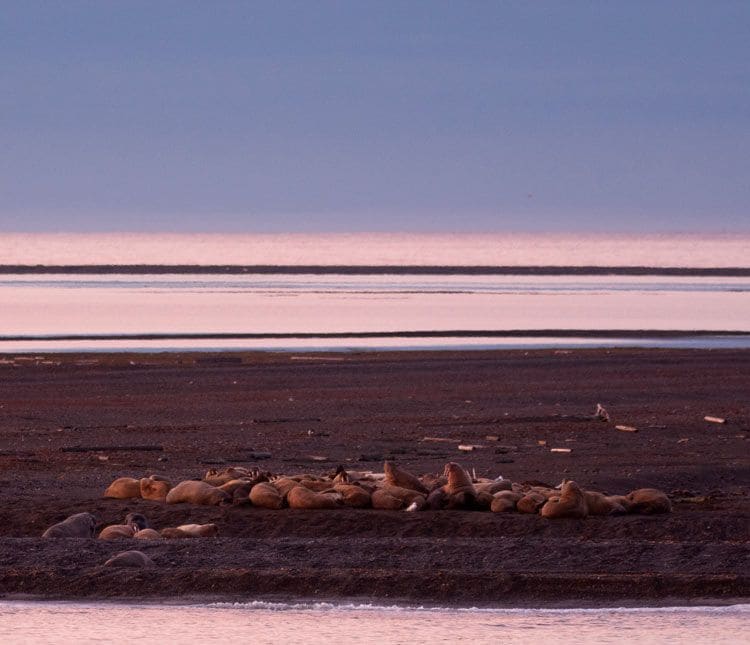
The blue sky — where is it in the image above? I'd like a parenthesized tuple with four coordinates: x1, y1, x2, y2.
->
(1, 1, 748, 232)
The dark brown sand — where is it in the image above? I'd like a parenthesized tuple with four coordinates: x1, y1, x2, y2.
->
(0, 348, 748, 605)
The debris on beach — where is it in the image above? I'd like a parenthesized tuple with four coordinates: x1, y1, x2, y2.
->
(550, 447, 572, 453)
(615, 425, 638, 433)
(704, 416, 727, 424)
(595, 403, 610, 422)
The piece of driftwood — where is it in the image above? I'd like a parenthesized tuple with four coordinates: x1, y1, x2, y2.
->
(421, 436, 456, 443)
(550, 447, 572, 453)
(61, 445, 163, 453)
(615, 425, 638, 433)
(704, 416, 727, 424)
(595, 403, 610, 422)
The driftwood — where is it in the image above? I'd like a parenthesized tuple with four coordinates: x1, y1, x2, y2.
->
(550, 448, 572, 453)
(61, 445, 163, 453)
(615, 425, 638, 433)
(421, 436, 456, 443)
(704, 416, 727, 424)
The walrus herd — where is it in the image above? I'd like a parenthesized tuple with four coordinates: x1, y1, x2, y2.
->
(97, 461, 672, 517)
(39, 460, 673, 568)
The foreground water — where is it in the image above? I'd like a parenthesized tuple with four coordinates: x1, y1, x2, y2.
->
(0, 601, 747, 644)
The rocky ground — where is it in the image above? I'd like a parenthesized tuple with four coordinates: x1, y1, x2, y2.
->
(0, 348, 748, 605)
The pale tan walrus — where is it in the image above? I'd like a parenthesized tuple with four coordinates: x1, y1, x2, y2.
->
(333, 484, 372, 508)
(133, 528, 162, 539)
(175, 523, 219, 537)
(384, 461, 429, 494)
(584, 490, 627, 516)
(139, 475, 171, 501)
(42, 512, 97, 538)
(287, 486, 341, 510)
(104, 550, 155, 568)
(626, 488, 672, 514)
(98, 524, 136, 540)
(516, 491, 548, 514)
(103, 477, 141, 499)
(272, 477, 304, 498)
(540, 480, 589, 519)
(249, 482, 284, 509)
(490, 490, 523, 513)
(371, 488, 405, 510)
(203, 466, 252, 487)
(165, 480, 230, 506)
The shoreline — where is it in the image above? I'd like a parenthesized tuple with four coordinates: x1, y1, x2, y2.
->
(1, 348, 747, 604)
(1, 264, 749, 276)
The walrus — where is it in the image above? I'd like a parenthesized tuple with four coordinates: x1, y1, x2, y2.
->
(378, 484, 425, 506)
(516, 491, 547, 514)
(103, 477, 142, 499)
(371, 488, 405, 510)
(203, 466, 252, 487)
(626, 488, 672, 514)
(165, 480, 230, 506)
(384, 461, 429, 494)
(540, 480, 589, 519)
(491, 490, 523, 513)
(299, 479, 339, 493)
(272, 477, 304, 498)
(159, 527, 191, 539)
(125, 512, 150, 531)
(425, 487, 448, 510)
(475, 480, 513, 495)
(333, 483, 372, 508)
(139, 475, 171, 501)
(133, 528, 162, 539)
(443, 463, 476, 496)
(104, 550, 155, 568)
(231, 482, 255, 505)
(584, 491, 627, 516)
(98, 524, 136, 540)
(175, 523, 219, 537)
(218, 478, 254, 495)
(249, 482, 284, 509)
(287, 486, 341, 510)
(42, 512, 97, 538)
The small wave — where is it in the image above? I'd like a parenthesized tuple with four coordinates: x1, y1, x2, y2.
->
(205, 600, 750, 614)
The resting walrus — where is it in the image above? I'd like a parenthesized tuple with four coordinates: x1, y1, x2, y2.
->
(287, 486, 341, 510)
(490, 490, 523, 513)
(540, 480, 588, 519)
(165, 480, 230, 506)
(249, 482, 284, 509)
(175, 523, 219, 537)
(104, 550, 155, 568)
(42, 512, 97, 538)
(626, 488, 672, 514)
(139, 475, 171, 501)
(103, 477, 141, 499)
(584, 490, 627, 516)
(98, 524, 136, 540)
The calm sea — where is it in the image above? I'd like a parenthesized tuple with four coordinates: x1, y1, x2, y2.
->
(1, 232, 749, 352)
(0, 601, 748, 644)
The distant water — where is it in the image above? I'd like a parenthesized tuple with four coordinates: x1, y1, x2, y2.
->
(2, 232, 749, 267)
(0, 601, 748, 645)
(1, 233, 748, 352)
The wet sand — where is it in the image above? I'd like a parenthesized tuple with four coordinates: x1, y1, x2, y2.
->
(0, 348, 748, 605)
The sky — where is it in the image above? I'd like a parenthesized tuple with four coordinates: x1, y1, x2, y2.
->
(1, 1, 748, 233)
